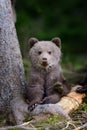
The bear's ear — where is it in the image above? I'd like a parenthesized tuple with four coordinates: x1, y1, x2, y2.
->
(28, 37, 38, 48)
(51, 37, 61, 48)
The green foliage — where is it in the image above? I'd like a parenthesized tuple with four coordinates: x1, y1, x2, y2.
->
(15, 0, 87, 57)
(43, 115, 63, 125)
(32, 115, 66, 130)
(0, 115, 5, 127)
(23, 58, 31, 81)
(62, 54, 87, 72)
(82, 102, 87, 113)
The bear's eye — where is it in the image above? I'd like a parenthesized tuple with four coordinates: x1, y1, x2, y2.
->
(48, 51, 52, 55)
(38, 51, 42, 55)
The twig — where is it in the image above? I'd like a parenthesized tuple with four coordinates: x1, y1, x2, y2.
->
(62, 121, 76, 130)
(0, 121, 37, 130)
(74, 123, 87, 130)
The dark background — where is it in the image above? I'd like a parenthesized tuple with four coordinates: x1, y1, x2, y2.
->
(15, 0, 87, 79)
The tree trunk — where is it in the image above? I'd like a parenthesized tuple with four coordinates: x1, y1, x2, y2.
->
(0, 0, 28, 124)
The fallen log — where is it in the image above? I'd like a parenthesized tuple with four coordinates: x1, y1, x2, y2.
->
(31, 85, 86, 118)
(57, 85, 86, 114)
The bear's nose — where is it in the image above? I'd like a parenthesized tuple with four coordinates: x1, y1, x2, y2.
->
(42, 58, 47, 61)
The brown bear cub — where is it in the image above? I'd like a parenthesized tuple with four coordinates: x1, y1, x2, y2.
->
(27, 37, 71, 111)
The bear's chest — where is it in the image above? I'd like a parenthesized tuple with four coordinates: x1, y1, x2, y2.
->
(43, 70, 59, 88)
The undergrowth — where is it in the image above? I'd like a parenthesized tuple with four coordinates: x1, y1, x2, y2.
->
(0, 54, 87, 129)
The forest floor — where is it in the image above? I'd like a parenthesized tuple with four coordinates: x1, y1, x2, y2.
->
(30, 101, 87, 130)
(0, 54, 87, 130)
(0, 100, 87, 130)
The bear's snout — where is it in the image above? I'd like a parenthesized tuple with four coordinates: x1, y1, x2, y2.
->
(41, 58, 48, 67)
(42, 57, 47, 61)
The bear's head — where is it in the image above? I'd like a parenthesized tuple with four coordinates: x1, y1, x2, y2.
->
(28, 37, 62, 71)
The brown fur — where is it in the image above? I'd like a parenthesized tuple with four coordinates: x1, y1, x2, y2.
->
(27, 37, 71, 111)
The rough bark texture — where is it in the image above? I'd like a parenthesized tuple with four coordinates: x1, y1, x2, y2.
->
(0, 0, 28, 124)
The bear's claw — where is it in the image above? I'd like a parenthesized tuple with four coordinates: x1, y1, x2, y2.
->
(28, 103, 38, 112)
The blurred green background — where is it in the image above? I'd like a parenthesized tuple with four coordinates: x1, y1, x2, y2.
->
(15, 0, 87, 80)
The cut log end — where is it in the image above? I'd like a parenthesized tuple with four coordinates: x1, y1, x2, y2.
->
(56, 85, 86, 113)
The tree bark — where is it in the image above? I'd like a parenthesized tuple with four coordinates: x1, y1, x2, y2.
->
(0, 0, 28, 124)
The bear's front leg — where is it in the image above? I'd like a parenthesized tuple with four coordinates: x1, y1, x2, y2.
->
(27, 85, 44, 111)
(27, 68, 45, 111)
(28, 98, 42, 111)
(54, 81, 64, 94)
(42, 94, 61, 104)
